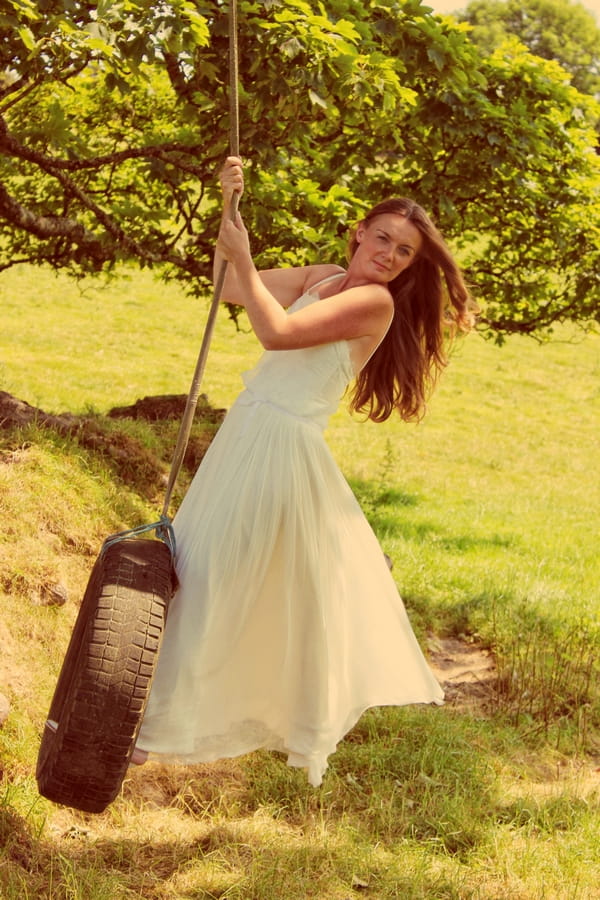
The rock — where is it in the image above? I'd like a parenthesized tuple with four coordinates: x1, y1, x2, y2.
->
(36, 581, 69, 607)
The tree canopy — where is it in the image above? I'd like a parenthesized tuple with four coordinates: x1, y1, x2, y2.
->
(1, 0, 599, 339)
(459, 0, 600, 97)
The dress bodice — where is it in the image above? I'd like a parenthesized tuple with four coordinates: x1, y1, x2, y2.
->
(240, 289, 355, 429)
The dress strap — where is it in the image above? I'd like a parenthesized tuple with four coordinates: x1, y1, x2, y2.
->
(307, 272, 345, 294)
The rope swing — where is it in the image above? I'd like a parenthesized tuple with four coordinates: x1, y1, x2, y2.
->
(35, 3, 243, 816)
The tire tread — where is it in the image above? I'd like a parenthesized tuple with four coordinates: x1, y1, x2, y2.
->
(36, 538, 174, 813)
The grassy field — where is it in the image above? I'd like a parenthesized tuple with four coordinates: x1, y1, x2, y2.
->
(1, 265, 599, 899)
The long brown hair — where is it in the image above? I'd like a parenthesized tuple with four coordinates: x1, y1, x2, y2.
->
(348, 198, 476, 422)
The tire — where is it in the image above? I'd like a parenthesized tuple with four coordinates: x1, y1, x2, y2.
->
(36, 537, 176, 813)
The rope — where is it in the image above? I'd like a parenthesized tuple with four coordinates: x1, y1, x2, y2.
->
(101, 515, 176, 557)
(160, 0, 240, 522)
(106, 3, 240, 555)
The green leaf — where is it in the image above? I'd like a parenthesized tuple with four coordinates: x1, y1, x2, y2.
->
(17, 25, 35, 49)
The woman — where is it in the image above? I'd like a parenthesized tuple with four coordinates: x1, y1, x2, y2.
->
(133, 157, 476, 785)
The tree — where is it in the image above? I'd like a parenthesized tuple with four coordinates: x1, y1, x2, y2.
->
(459, 0, 600, 97)
(1, 0, 599, 340)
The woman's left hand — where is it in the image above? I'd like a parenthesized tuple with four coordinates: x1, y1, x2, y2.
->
(217, 211, 252, 268)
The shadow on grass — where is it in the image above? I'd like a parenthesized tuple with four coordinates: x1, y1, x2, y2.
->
(1, 771, 468, 899)
(3, 700, 597, 899)
(349, 477, 516, 553)
(238, 708, 499, 860)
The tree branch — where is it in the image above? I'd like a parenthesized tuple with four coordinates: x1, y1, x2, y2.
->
(0, 116, 207, 174)
(0, 181, 91, 243)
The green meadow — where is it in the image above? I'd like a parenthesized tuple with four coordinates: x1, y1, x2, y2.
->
(1, 265, 599, 899)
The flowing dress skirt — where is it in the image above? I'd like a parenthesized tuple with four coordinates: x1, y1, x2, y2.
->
(137, 388, 443, 786)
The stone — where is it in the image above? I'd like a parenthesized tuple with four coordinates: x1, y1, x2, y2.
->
(36, 582, 69, 607)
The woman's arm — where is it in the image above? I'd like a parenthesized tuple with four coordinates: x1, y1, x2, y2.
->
(214, 157, 342, 308)
(212, 156, 243, 301)
(217, 212, 393, 351)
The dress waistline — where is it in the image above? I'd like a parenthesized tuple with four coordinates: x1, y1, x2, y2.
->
(237, 388, 326, 431)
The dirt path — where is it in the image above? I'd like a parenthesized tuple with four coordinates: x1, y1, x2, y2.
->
(428, 636, 497, 709)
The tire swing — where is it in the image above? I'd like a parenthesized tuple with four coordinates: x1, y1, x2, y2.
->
(36, 4, 241, 815)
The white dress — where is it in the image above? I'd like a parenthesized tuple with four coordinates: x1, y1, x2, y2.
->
(137, 279, 443, 786)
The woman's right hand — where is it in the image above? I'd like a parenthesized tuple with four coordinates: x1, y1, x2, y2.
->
(219, 155, 244, 203)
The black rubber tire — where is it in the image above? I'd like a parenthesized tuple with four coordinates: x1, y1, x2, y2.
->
(36, 537, 176, 813)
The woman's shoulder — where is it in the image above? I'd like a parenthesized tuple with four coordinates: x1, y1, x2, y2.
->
(259, 264, 346, 308)
(303, 264, 346, 294)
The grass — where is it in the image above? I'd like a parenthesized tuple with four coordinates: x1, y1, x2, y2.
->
(1, 264, 599, 899)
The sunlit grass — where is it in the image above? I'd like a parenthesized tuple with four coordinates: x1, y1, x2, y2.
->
(0, 265, 258, 414)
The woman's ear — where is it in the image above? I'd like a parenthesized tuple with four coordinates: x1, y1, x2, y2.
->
(355, 224, 365, 243)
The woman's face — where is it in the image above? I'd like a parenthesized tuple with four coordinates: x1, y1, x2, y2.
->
(352, 213, 422, 284)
